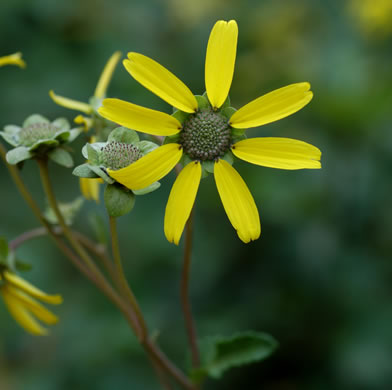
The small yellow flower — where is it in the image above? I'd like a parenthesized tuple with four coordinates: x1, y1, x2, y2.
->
(0, 52, 26, 68)
(98, 20, 321, 244)
(0, 271, 62, 336)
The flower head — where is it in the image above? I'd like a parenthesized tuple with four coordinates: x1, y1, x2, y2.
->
(0, 270, 62, 335)
(98, 20, 321, 244)
(0, 52, 26, 68)
(0, 114, 81, 166)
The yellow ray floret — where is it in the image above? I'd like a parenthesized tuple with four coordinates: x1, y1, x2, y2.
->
(205, 20, 238, 109)
(80, 177, 102, 202)
(232, 137, 321, 170)
(0, 52, 26, 68)
(108, 143, 183, 190)
(230, 82, 313, 129)
(94, 51, 122, 99)
(99, 98, 182, 136)
(214, 159, 260, 243)
(124, 53, 198, 113)
(49, 90, 92, 114)
(164, 161, 202, 245)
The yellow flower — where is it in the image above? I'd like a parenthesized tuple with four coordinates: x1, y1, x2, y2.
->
(0, 271, 62, 336)
(0, 52, 26, 68)
(98, 20, 321, 244)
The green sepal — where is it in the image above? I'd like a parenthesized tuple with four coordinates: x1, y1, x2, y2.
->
(196, 95, 210, 110)
(220, 107, 236, 121)
(45, 197, 84, 226)
(54, 129, 71, 143)
(220, 95, 231, 110)
(221, 150, 234, 165)
(191, 331, 278, 382)
(6, 146, 33, 164)
(231, 127, 247, 144)
(181, 153, 193, 167)
(48, 148, 74, 168)
(86, 143, 100, 165)
(29, 139, 59, 152)
(3, 125, 20, 134)
(201, 166, 209, 179)
(88, 165, 115, 184)
(137, 140, 159, 154)
(72, 164, 99, 178)
(81, 142, 106, 160)
(201, 160, 214, 174)
(104, 184, 135, 217)
(52, 117, 70, 132)
(108, 127, 140, 144)
(23, 114, 49, 128)
(132, 181, 161, 195)
(89, 96, 102, 112)
(88, 213, 108, 246)
(172, 109, 190, 124)
(68, 127, 83, 143)
(163, 133, 181, 145)
(0, 237, 9, 263)
(0, 131, 19, 147)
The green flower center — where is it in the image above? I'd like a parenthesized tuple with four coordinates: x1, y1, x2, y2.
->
(100, 142, 142, 170)
(180, 109, 231, 161)
(19, 123, 59, 146)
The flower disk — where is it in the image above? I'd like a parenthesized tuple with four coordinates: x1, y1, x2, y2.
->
(180, 109, 231, 161)
(100, 142, 143, 170)
(19, 123, 59, 147)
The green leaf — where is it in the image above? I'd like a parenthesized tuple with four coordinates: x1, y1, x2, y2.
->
(172, 109, 190, 124)
(0, 237, 9, 263)
(48, 148, 74, 168)
(104, 184, 135, 217)
(137, 140, 159, 155)
(72, 164, 99, 178)
(196, 95, 211, 110)
(108, 127, 140, 144)
(68, 127, 83, 143)
(86, 143, 100, 165)
(195, 331, 278, 381)
(23, 114, 49, 127)
(0, 131, 19, 147)
(132, 181, 161, 195)
(88, 213, 108, 245)
(3, 125, 21, 134)
(81, 142, 105, 160)
(6, 146, 32, 164)
(52, 117, 70, 132)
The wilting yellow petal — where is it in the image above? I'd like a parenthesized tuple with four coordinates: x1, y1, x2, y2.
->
(108, 143, 182, 190)
(214, 159, 260, 243)
(164, 161, 201, 245)
(124, 53, 197, 113)
(5, 286, 59, 325)
(94, 51, 122, 99)
(205, 20, 238, 109)
(1, 287, 48, 335)
(74, 114, 93, 131)
(3, 271, 63, 305)
(232, 137, 321, 170)
(98, 98, 182, 136)
(49, 90, 92, 114)
(80, 177, 102, 202)
(0, 52, 26, 68)
(230, 82, 313, 129)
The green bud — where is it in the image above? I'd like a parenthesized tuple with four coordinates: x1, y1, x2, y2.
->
(104, 184, 135, 217)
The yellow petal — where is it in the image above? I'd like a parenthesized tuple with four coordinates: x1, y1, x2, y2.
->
(0, 52, 26, 68)
(124, 53, 197, 113)
(1, 286, 48, 335)
(205, 20, 238, 109)
(214, 159, 260, 243)
(230, 82, 313, 129)
(108, 143, 182, 190)
(80, 177, 102, 202)
(164, 161, 201, 245)
(3, 271, 63, 305)
(98, 98, 182, 136)
(74, 114, 93, 131)
(5, 286, 59, 325)
(49, 90, 92, 114)
(232, 137, 321, 170)
(94, 51, 122, 99)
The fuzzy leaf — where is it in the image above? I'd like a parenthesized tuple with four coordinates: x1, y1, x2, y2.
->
(88, 164, 115, 184)
(0, 131, 19, 147)
(52, 117, 70, 132)
(72, 164, 99, 178)
(6, 146, 32, 164)
(108, 127, 139, 144)
(48, 148, 74, 168)
(23, 114, 49, 127)
(196, 95, 210, 110)
(220, 106, 236, 120)
(86, 143, 100, 165)
(29, 139, 59, 152)
(137, 140, 159, 155)
(68, 127, 83, 143)
(104, 184, 135, 217)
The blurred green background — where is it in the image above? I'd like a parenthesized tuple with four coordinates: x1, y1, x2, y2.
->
(1, 0, 392, 389)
